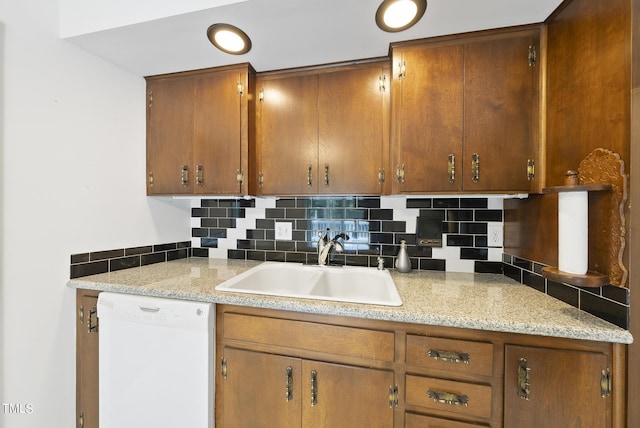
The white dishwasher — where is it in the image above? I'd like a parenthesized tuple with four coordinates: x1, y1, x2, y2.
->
(97, 292, 214, 428)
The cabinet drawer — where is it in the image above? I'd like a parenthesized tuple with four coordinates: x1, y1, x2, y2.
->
(223, 313, 395, 362)
(406, 375, 493, 419)
(406, 335, 494, 376)
(405, 412, 490, 428)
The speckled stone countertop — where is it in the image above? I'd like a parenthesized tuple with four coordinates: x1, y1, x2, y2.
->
(67, 258, 633, 344)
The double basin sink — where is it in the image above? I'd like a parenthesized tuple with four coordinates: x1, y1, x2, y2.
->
(215, 262, 402, 306)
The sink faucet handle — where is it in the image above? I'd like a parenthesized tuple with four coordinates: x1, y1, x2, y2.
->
(377, 245, 385, 270)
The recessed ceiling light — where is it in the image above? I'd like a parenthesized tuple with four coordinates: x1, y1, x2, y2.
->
(207, 23, 252, 55)
(375, 0, 427, 32)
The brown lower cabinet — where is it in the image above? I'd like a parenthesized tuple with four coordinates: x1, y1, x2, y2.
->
(76, 294, 626, 428)
(76, 289, 100, 428)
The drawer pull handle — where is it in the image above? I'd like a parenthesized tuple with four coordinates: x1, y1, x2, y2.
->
(307, 164, 313, 187)
(285, 366, 293, 402)
(427, 390, 469, 407)
(310, 370, 318, 406)
(518, 357, 531, 400)
(428, 349, 470, 364)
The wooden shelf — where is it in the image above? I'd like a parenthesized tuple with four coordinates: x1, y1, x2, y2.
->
(542, 183, 612, 193)
(541, 267, 609, 288)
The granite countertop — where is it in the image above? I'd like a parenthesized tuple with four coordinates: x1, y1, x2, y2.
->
(67, 258, 633, 344)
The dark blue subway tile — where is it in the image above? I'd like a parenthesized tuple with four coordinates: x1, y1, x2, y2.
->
(460, 198, 488, 208)
(110, 256, 140, 272)
(475, 209, 503, 222)
(407, 198, 432, 208)
(141, 252, 166, 266)
(548, 280, 579, 307)
(475, 261, 504, 274)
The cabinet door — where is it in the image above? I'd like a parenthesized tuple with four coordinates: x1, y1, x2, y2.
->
(76, 290, 100, 428)
(222, 348, 301, 428)
(463, 33, 538, 192)
(392, 43, 464, 193)
(318, 64, 389, 194)
(302, 360, 394, 428)
(146, 77, 194, 195)
(256, 74, 319, 195)
(193, 69, 244, 194)
(504, 345, 610, 428)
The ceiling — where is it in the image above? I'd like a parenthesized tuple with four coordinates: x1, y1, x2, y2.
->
(64, 0, 563, 77)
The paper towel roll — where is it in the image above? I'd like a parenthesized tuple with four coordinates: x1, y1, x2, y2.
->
(558, 191, 589, 275)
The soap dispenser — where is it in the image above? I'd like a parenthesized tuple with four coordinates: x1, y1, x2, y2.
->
(395, 240, 412, 273)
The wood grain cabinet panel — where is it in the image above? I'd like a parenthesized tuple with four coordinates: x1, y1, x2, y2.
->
(76, 289, 100, 428)
(406, 335, 495, 377)
(391, 27, 540, 194)
(405, 375, 493, 420)
(223, 312, 395, 362)
(405, 412, 490, 428)
(256, 61, 389, 195)
(504, 345, 611, 428)
(221, 348, 301, 428)
(146, 64, 254, 195)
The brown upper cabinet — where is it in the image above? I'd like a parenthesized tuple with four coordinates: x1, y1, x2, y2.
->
(254, 61, 390, 196)
(391, 27, 541, 194)
(146, 63, 255, 195)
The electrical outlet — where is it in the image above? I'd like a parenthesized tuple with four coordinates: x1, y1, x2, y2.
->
(488, 223, 503, 247)
(275, 222, 292, 241)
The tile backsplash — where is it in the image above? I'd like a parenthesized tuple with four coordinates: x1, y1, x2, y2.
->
(191, 196, 505, 274)
(66, 195, 631, 330)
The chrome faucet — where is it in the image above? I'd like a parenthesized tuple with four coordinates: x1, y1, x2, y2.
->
(318, 229, 350, 266)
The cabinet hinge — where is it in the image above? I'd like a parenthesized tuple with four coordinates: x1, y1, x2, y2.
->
(78, 306, 84, 324)
(88, 306, 98, 333)
(221, 357, 228, 379)
(258, 88, 264, 103)
(389, 384, 399, 407)
(378, 75, 387, 93)
(398, 61, 406, 79)
(236, 169, 244, 185)
(378, 168, 385, 185)
(78, 411, 84, 428)
(601, 368, 612, 397)
(258, 172, 264, 187)
(527, 159, 535, 181)
(236, 78, 245, 96)
(528, 45, 537, 67)
(148, 91, 154, 108)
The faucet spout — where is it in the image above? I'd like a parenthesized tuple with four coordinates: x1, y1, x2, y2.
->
(317, 231, 349, 265)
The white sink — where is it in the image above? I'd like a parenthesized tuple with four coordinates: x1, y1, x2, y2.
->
(215, 262, 402, 306)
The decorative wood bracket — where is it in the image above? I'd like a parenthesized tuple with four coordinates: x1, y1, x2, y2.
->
(542, 148, 628, 287)
(578, 148, 628, 287)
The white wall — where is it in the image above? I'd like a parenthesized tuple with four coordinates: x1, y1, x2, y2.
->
(0, 2, 190, 427)
(59, 0, 248, 37)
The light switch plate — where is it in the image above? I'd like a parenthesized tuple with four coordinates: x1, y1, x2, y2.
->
(275, 222, 293, 241)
